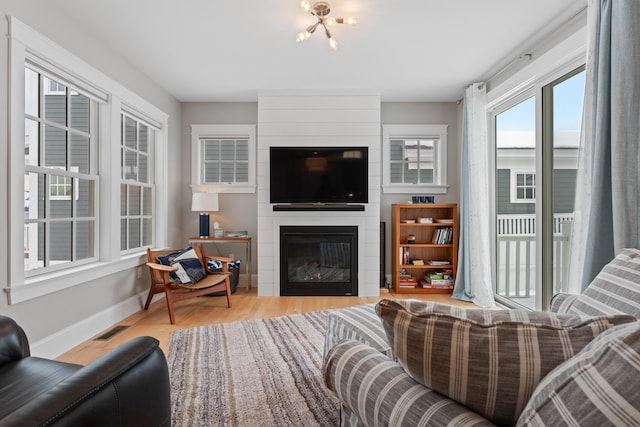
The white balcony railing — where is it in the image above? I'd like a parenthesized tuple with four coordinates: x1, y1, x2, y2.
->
(496, 214, 573, 301)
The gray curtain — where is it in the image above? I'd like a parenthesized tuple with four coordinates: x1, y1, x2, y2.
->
(577, 0, 640, 290)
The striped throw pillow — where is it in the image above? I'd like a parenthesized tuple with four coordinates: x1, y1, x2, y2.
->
(375, 299, 636, 426)
(564, 248, 640, 317)
(517, 321, 640, 426)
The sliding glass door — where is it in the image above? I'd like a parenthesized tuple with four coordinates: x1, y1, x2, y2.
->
(493, 67, 585, 310)
(546, 68, 585, 304)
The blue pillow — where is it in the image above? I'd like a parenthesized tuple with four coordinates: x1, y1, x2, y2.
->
(156, 247, 190, 266)
(207, 259, 241, 271)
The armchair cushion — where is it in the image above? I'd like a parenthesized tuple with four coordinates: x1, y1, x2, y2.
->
(0, 357, 81, 420)
(517, 321, 640, 426)
(157, 246, 206, 284)
(375, 299, 636, 426)
(0, 316, 30, 364)
(0, 315, 171, 427)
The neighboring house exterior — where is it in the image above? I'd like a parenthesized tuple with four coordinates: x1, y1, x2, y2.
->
(496, 130, 579, 227)
(25, 87, 91, 265)
(495, 130, 579, 305)
(496, 164, 577, 216)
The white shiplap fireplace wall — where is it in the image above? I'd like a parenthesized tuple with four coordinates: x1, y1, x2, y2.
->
(257, 90, 381, 296)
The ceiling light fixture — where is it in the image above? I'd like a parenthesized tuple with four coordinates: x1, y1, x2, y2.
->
(296, 0, 357, 51)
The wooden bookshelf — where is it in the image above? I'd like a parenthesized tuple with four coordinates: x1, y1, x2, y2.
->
(391, 203, 458, 294)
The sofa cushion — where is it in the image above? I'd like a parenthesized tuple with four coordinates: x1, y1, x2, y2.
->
(322, 304, 392, 364)
(375, 299, 637, 426)
(517, 321, 640, 426)
(556, 248, 640, 318)
(324, 339, 496, 427)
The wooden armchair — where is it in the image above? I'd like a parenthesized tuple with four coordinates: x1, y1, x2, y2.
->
(145, 244, 232, 324)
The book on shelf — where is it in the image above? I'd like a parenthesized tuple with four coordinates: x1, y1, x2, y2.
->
(431, 227, 453, 244)
(411, 259, 424, 265)
(420, 283, 453, 290)
(427, 260, 450, 266)
(399, 247, 412, 265)
(399, 270, 417, 286)
(400, 278, 418, 288)
(420, 277, 454, 289)
(400, 283, 418, 288)
(400, 271, 416, 280)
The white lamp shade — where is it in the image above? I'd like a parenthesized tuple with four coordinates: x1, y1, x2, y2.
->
(191, 192, 219, 212)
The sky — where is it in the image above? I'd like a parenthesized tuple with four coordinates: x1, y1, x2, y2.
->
(496, 69, 586, 132)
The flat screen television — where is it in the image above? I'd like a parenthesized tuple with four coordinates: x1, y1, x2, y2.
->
(270, 146, 368, 204)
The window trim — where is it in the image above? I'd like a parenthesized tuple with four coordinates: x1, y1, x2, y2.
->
(191, 124, 256, 193)
(6, 16, 169, 304)
(381, 124, 448, 194)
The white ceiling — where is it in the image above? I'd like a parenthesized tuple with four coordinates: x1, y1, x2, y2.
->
(50, 0, 587, 102)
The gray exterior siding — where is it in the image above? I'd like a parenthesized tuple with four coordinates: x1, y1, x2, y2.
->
(39, 94, 92, 262)
(496, 169, 576, 215)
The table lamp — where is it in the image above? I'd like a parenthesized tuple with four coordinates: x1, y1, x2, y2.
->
(191, 191, 219, 238)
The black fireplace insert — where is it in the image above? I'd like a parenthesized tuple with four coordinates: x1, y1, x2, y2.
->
(280, 226, 358, 296)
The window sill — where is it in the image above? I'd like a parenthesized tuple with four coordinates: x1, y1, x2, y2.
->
(192, 184, 256, 194)
(220, 184, 256, 194)
(382, 184, 449, 195)
(4, 253, 147, 305)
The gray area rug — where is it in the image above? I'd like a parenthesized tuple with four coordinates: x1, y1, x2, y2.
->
(168, 311, 340, 426)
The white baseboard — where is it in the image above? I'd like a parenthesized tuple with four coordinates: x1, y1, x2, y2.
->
(30, 292, 164, 360)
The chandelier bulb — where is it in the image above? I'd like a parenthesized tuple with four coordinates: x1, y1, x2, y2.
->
(301, 0, 312, 12)
(328, 37, 338, 51)
(344, 16, 357, 26)
(325, 17, 336, 27)
(296, 31, 309, 43)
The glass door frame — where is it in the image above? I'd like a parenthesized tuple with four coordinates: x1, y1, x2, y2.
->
(488, 59, 585, 311)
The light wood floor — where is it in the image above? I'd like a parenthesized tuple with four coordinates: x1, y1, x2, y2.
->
(56, 287, 475, 365)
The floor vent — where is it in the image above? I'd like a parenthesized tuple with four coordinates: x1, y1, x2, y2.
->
(94, 325, 129, 341)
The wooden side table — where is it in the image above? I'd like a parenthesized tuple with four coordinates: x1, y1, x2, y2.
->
(188, 236, 252, 290)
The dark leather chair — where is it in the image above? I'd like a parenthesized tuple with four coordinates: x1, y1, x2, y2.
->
(0, 316, 171, 426)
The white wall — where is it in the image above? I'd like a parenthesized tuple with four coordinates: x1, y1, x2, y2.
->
(257, 91, 382, 296)
(0, 2, 182, 356)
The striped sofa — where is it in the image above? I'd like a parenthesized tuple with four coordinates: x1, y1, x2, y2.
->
(323, 248, 640, 426)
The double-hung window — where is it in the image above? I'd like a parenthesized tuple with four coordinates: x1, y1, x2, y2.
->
(121, 113, 155, 252)
(8, 17, 169, 304)
(382, 124, 448, 194)
(24, 66, 98, 273)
